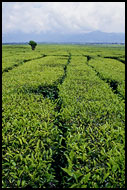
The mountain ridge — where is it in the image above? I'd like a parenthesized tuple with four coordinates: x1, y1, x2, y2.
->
(2, 30, 125, 43)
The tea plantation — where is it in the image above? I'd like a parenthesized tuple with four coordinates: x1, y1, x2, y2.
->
(2, 44, 125, 188)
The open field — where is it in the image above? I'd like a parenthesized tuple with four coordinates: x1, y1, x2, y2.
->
(2, 44, 125, 188)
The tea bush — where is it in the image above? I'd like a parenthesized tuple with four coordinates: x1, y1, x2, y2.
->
(88, 57, 125, 98)
(58, 56, 125, 188)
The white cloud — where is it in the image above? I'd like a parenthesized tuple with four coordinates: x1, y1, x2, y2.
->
(2, 2, 125, 34)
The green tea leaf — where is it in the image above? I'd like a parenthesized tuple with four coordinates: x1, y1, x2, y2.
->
(103, 173, 110, 181)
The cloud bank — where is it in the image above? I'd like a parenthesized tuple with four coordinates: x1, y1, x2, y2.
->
(2, 2, 125, 34)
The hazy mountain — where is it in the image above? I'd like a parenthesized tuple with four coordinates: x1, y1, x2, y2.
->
(2, 30, 125, 44)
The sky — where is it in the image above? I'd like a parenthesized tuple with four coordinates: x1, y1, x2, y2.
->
(2, 2, 125, 36)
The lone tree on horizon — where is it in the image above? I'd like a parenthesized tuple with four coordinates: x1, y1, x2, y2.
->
(28, 40, 37, 50)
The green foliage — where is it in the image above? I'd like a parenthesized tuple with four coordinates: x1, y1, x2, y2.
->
(28, 40, 37, 50)
(58, 55, 125, 188)
(28, 40, 37, 46)
(88, 57, 125, 98)
(2, 44, 125, 188)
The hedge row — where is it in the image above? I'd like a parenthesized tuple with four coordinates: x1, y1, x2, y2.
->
(2, 55, 69, 188)
(58, 56, 125, 188)
(88, 57, 125, 99)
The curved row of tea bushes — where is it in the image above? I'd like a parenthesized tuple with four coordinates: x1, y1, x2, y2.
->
(2, 44, 72, 73)
(2, 45, 46, 72)
(88, 57, 125, 99)
(2, 55, 69, 188)
(82, 45, 125, 58)
(119, 57, 125, 63)
(58, 56, 125, 188)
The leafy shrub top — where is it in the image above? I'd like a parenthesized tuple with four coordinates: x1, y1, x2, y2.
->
(28, 40, 37, 47)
